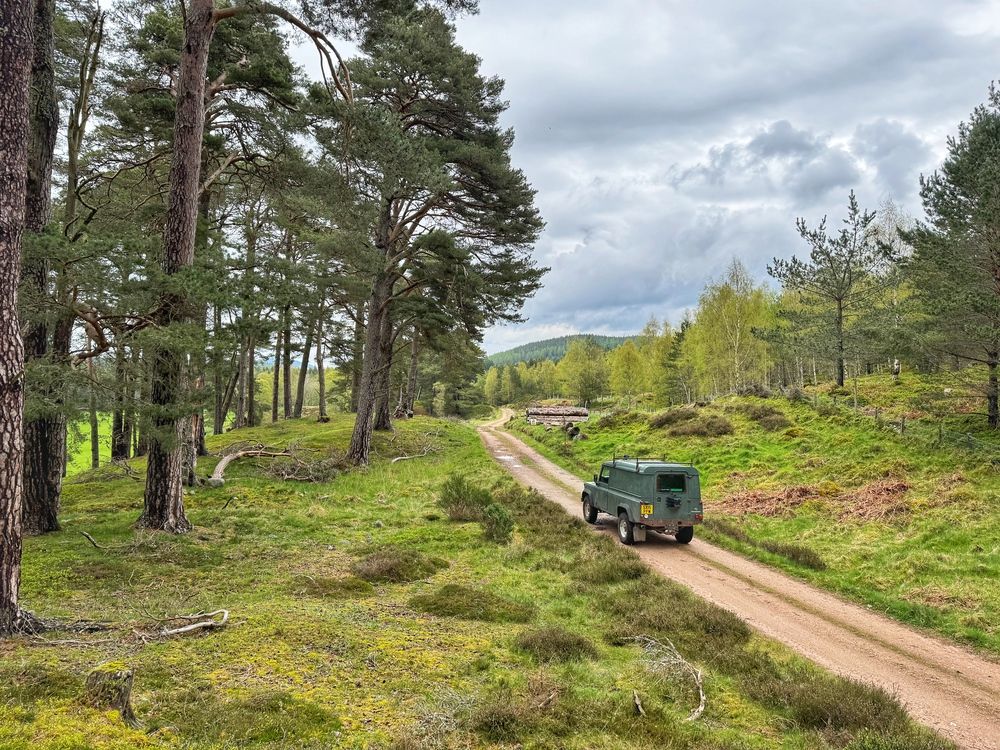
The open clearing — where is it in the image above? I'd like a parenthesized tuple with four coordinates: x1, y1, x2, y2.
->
(479, 410, 1000, 750)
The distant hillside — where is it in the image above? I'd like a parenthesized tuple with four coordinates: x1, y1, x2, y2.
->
(488, 334, 635, 366)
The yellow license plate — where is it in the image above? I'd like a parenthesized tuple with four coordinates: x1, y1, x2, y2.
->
(640, 504, 654, 515)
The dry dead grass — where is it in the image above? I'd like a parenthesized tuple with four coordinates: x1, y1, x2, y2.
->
(716, 485, 821, 517)
(716, 480, 911, 522)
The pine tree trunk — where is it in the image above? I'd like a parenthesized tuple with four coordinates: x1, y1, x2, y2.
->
(87, 347, 99, 469)
(316, 313, 327, 422)
(246, 335, 257, 427)
(348, 276, 391, 465)
(835, 299, 846, 388)
(212, 305, 224, 434)
(350, 302, 364, 412)
(21, 0, 60, 536)
(140, 0, 215, 534)
(111, 344, 129, 460)
(989, 355, 999, 430)
(0, 0, 33, 636)
(271, 328, 281, 422)
(282, 305, 292, 418)
(293, 320, 313, 418)
(234, 339, 247, 429)
(404, 334, 419, 415)
(373, 313, 394, 431)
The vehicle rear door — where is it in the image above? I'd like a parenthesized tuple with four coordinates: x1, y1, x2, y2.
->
(655, 472, 689, 522)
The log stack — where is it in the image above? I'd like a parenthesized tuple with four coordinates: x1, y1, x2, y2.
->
(525, 405, 589, 427)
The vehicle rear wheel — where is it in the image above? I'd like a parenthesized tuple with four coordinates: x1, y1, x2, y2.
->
(675, 526, 694, 544)
(582, 495, 598, 524)
(617, 512, 635, 545)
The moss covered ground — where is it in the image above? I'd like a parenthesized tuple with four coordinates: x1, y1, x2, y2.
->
(512, 371, 1000, 655)
(2, 415, 950, 749)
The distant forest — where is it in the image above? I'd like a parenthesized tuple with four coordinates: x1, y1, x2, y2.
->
(488, 334, 636, 366)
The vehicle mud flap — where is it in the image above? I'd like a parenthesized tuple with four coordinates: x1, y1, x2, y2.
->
(633, 526, 647, 542)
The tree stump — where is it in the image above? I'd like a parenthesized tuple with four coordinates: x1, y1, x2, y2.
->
(85, 662, 141, 729)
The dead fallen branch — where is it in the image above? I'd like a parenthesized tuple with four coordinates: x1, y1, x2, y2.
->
(209, 445, 291, 487)
(391, 446, 437, 464)
(158, 609, 229, 637)
(632, 689, 646, 716)
(631, 635, 705, 721)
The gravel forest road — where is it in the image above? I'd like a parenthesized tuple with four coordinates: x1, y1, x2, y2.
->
(479, 410, 1000, 750)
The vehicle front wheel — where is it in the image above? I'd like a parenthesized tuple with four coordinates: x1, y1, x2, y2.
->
(582, 495, 598, 524)
(617, 512, 635, 545)
(675, 526, 694, 544)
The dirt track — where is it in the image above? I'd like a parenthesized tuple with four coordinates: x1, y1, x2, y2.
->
(479, 411, 1000, 750)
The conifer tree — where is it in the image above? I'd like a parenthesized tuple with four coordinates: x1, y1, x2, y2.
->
(905, 85, 1000, 427)
(769, 191, 896, 387)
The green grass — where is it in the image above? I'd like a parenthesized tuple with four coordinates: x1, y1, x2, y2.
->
(512, 371, 1000, 655)
(2, 414, 949, 749)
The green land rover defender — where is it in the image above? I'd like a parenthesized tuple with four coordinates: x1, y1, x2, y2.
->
(581, 457, 703, 545)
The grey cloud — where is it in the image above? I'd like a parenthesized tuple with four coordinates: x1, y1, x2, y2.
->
(852, 119, 934, 199)
(669, 121, 861, 204)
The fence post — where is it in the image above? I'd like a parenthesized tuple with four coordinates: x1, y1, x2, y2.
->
(938, 422, 943, 446)
(874, 407, 880, 425)
(900, 416, 906, 435)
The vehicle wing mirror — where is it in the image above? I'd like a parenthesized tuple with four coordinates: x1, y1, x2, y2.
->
(593, 474, 598, 483)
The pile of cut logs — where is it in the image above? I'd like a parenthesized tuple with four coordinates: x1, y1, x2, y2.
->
(525, 405, 589, 427)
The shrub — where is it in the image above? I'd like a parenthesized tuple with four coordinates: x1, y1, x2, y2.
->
(471, 695, 528, 742)
(350, 547, 448, 583)
(602, 579, 751, 656)
(737, 383, 772, 398)
(759, 540, 827, 570)
(846, 729, 952, 750)
(784, 385, 806, 401)
(515, 626, 598, 663)
(816, 402, 839, 417)
(669, 415, 734, 437)
(482, 503, 515, 544)
(438, 474, 492, 521)
(409, 583, 535, 622)
(297, 575, 374, 598)
(596, 410, 645, 429)
(790, 674, 909, 734)
(649, 407, 698, 429)
(743, 668, 909, 734)
(571, 539, 647, 584)
(758, 412, 792, 431)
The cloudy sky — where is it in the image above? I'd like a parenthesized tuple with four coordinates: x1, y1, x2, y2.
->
(303, 1, 1000, 353)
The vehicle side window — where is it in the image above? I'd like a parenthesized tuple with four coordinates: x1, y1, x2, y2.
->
(599, 467, 610, 484)
(657, 473, 686, 493)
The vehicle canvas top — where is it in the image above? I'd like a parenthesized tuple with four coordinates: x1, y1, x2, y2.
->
(602, 458, 698, 476)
